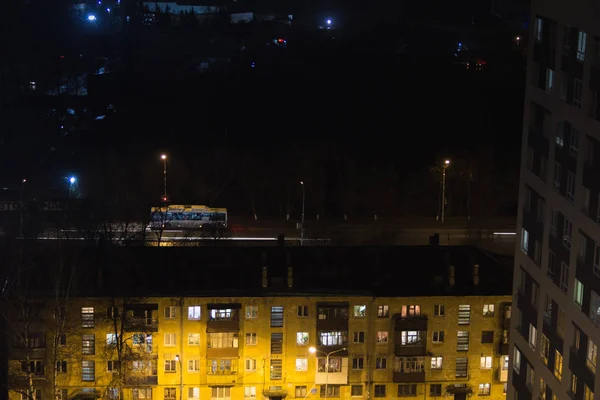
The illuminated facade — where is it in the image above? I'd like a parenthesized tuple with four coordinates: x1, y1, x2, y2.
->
(7, 294, 512, 400)
(2, 245, 513, 400)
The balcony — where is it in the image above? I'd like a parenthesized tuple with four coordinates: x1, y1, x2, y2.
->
(395, 344, 426, 357)
(206, 305, 240, 332)
(499, 342, 510, 355)
(124, 318, 158, 332)
(206, 359, 238, 385)
(315, 357, 348, 385)
(206, 347, 239, 358)
(497, 368, 508, 382)
(393, 371, 425, 383)
(316, 303, 349, 331)
(394, 315, 427, 331)
(124, 375, 158, 386)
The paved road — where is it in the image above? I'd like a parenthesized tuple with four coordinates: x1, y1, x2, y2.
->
(34, 216, 517, 254)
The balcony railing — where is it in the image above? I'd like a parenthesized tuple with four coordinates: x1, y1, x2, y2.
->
(395, 343, 426, 357)
(124, 318, 158, 332)
(393, 370, 425, 383)
(124, 375, 158, 386)
(394, 315, 428, 331)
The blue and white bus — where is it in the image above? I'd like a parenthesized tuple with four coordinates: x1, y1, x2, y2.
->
(148, 205, 227, 230)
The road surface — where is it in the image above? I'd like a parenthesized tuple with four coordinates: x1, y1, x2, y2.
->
(33, 216, 517, 254)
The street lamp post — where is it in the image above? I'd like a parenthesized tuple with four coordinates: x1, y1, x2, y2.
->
(68, 176, 77, 199)
(20, 179, 26, 237)
(441, 160, 450, 223)
(175, 355, 183, 400)
(300, 181, 305, 246)
(309, 347, 347, 398)
(161, 154, 168, 202)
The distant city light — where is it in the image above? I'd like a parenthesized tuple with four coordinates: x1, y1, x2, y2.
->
(326, 19, 332, 25)
(106, 8, 111, 12)
(87, 14, 97, 21)
(69, 177, 76, 184)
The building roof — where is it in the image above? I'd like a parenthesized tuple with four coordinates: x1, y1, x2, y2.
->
(82, 245, 512, 297)
(2, 244, 513, 298)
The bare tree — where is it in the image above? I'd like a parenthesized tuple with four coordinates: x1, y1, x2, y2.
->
(47, 250, 81, 400)
(100, 297, 159, 400)
(1, 245, 42, 400)
(0, 244, 80, 400)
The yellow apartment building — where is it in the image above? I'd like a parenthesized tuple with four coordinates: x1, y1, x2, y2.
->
(3, 245, 514, 400)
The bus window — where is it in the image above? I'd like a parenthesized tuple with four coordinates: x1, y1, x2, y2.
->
(152, 213, 163, 221)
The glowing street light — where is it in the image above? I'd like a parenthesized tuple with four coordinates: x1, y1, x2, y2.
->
(441, 160, 450, 223)
(87, 14, 97, 21)
(66, 176, 77, 199)
(326, 19, 332, 25)
(161, 154, 168, 202)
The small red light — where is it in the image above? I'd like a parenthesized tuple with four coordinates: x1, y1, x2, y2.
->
(60, 55, 65, 59)
(278, 39, 284, 43)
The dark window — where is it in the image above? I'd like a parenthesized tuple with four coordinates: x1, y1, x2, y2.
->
(481, 331, 494, 344)
(270, 333, 283, 354)
(270, 359, 282, 380)
(351, 386, 362, 397)
(398, 385, 417, 396)
(430, 384, 442, 396)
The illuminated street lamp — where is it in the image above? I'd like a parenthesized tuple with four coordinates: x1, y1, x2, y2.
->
(441, 160, 450, 223)
(67, 176, 77, 199)
(309, 347, 347, 398)
(161, 154, 168, 202)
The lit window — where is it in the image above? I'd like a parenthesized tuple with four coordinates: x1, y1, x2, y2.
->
(483, 304, 495, 316)
(574, 279, 584, 308)
(431, 357, 442, 369)
(376, 332, 388, 344)
(577, 31, 587, 61)
(586, 339, 597, 373)
(295, 358, 308, 371)
(188, 306, 201, 320)
(478, 383, 491, 396)
(480, 356, 492, 369)
(245, 306, 257, 319)
(188, 388, 199, 400)
(377, 305, 389, 317)
(528, 323, 537, 349)
(521, 229, 529, 253)
(353, 305, 366, 317)
(513, 347, 522, 373)
(188, 333, 200, 345)
(554, 350, 563, 381)
(296, 332, 309, 346)
(244, 387, 256, 399)
(81, 307, 95, 328)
